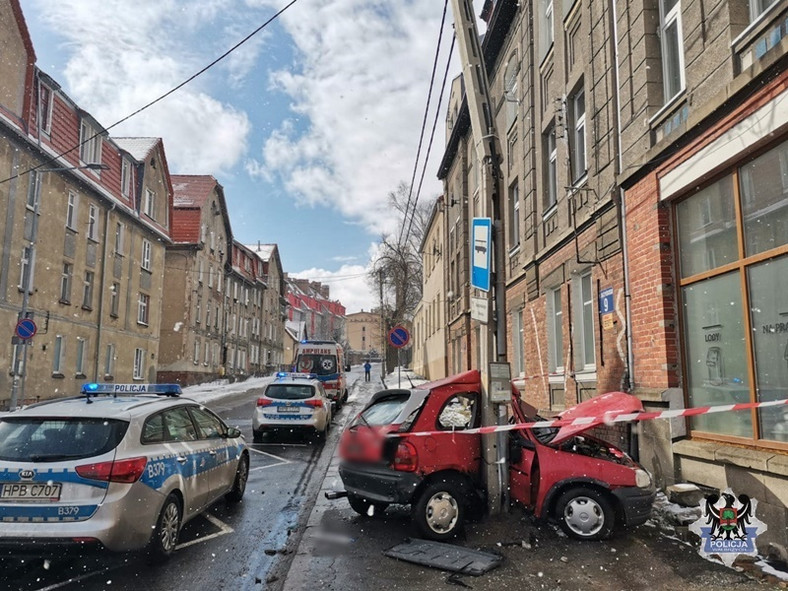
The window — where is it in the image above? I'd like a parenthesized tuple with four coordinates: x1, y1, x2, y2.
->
(570, 86, 587, 183)
(115, 223, 125, 255)
(141, 239, 152, 271)
(539, 0, 554, 61)
(121, 158, 132, 197)
(26, 170, 40, 210)
(75, 337, 86, 376)
(137, 293, 150, 325)
(133, 348, 145, 380)
(196, 299, 201, 323)
(204, 342, 210, 366)
(437, 394, 478, 430)
(110, 282, 120, 316)
(208, 264, 214, 287)
(79, 119, 102, 165)
(544, 124, 557, 211)
(512, 309, 524, 376)
(198, 259, 204, 284)
(82, 271, 94, 309)
(144, 188, 155, 218)
(548, 286, 564, 372)
(87, 204, 98, 241)
(503, 54, 519, 129)
(104, 343, 115, 377)
(206, 306, 211, 327)
(66, 192, 78, 230)
(19, 246, 34, 293)
(749, 0, 778, 22)
(60, 263, 73, 303)
(52, 336, 65, 375)
(577, 272, 596, 369)
(508, 182, 520, 251)
(38, 82, 53, 134)
(194, 341, 200, 364)
(659, 0, 685, 103)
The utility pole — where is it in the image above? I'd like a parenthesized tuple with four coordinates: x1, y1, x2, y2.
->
(449, 0, 509, 514)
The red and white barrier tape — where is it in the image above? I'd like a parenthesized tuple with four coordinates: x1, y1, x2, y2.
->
(399, 398, 788, 437)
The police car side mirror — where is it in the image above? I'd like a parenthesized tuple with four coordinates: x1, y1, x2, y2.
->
(226, 427, 242, 439)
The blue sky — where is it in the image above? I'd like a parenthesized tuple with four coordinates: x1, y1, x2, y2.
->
(20, 0, 459, 313)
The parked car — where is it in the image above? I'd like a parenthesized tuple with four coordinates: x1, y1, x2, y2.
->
(252, 372, 332, 443)
(0, 383, 249, 560)
(338, 370, 655, 541)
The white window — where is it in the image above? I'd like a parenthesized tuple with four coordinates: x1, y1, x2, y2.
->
(121, 158, 132, 197)
(577, 272, 596, 369)
(115, 222, 125, 255)
(659, 0, 685, 103)
(204, 342, 210, 366)
(26, 170, 40, 210)
(19, 246, 34, 293)
(88, 204, 99, 241)
(141, 239, 152, 271)
(570, 86, 587, 183)
(508, 182, 520, 251)
(512, 309, 524, 376)
(208, 264, 214, 287)
(66, 192, 78, 230)
(60, 263, 73, 303)
(196, 299, 202, 323)
(544, 125, 557, 211)
(194, 341, 200, 365)
(539, 0, 554, 60)
(52, 335, 65, 374)
(104, 343, 115, 377)
(200, 224, 207, 244)
(38, 82, 53, 134)
(548, 286, 564, 372)
(217, 271, 222, 293)
(750, 0, 779, 21)
(206, 306, 211, 327)
(79, 119, 102, 165)
(198, 259, 204, 284)
(137, 293, 150, 325)
(133, 348, 145, 379)
(75, 337, 86, 376)
(503, 55, 519, 129)
(110, 282, 120, 316)
(82, 271, 94, 309)
(144, 188, 155, 218)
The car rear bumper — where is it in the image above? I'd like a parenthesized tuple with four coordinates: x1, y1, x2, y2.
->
(612, 486, 656, 527)
(338, 461, 421, 505)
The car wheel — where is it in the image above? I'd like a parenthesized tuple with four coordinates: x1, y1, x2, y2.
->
(253, 429, 264, 444)
(342, 389, 349, 403)
(225, 454, 249, 503)
(347, 494, 389, 518)
(413, 481, 465, 541)
(147, 494, 181, 562)
(555, 486, 615, 541)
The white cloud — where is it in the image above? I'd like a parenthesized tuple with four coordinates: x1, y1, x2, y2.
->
(248, 0, 456, 237)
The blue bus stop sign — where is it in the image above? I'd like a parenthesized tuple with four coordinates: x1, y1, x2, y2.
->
(15, 318, 37, 340)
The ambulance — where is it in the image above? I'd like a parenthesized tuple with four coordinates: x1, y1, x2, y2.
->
(293, 340, 349, 408)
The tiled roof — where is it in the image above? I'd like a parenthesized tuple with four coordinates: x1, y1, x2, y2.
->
(171, 175, 218, 208)
(114, 137, 159, 161)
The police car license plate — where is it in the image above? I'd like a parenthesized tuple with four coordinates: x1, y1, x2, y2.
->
(1, 482, 62, 501)
(278, 406, 299, 413)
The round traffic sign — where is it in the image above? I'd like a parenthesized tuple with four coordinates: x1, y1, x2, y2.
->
(15, 318, 37, 340)
(388, 325, 410, 349)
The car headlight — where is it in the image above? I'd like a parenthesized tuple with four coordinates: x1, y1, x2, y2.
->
(635, 469, 652, 488)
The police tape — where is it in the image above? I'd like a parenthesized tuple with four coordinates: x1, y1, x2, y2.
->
(399, 397, 788, 437)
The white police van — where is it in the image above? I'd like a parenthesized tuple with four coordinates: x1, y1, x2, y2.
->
(293, 340, 348, 408)
(0, 383, 249, 559)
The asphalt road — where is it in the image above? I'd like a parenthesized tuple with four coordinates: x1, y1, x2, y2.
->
(0, 371, 365, 591)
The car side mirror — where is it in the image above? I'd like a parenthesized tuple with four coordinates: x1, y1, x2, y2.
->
(226, 427, 242, 439)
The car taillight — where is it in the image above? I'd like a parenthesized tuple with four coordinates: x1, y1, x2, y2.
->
(305, 399, 323, 408)
(392, 441, 418, 472)
(75, 457, 147, 483)
(257, 397, 274, 407)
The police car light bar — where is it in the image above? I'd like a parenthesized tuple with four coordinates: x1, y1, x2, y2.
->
(81, 383, 182, 397)
(275, 372, 318, 380)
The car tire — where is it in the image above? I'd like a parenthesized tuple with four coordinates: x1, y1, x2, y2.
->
(147, 494, 182, 562)
(347, 494, 389, 518)
(225, 454, 249, 503)
(253, 429, 264, 444)
(555, 486, 615, 541)
(412, 480, 466, 541)
(342, 389, 349, 403)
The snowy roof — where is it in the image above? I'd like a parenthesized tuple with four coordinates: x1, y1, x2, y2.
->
(114, 137, 159, 161)
(245, 243, 275, 261)
(171, 175, 218, 208)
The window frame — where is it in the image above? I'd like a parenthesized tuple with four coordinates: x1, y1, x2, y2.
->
(570, 85, 587, 183)
(659, 0, 686, 103)
(66, 192, 78, 231)
(133, 348, 145, 380)
(544, 124, 558, 212)
(87, 204, 99, 242)
(60, 263, 73, 304)
(141, 239, 152, 271)
(548, 285, 564, 373)
(137, 292, 150, 326)
(79, 119, 102, 165)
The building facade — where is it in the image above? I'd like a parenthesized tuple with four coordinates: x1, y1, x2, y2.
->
(248, 243, 287, 373)
(345, 310, 384, 365)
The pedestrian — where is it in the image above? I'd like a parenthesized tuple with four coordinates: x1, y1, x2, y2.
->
(364, 360, 372, 382)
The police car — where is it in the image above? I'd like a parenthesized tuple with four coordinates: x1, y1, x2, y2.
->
(252, 372, 332, 444)
(0, 383, 249, 560)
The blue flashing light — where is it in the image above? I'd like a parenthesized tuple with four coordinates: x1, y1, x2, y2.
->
(276, 371, 289, 378)
(81, 383, 182, 396)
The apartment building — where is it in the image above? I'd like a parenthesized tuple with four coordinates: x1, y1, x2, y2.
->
(158, 175, 231, 385)
(247, 243, 287, 373)
(0, 1, 172, 406)
(345, 310, 384, 365)
(285, 276, 346, 343)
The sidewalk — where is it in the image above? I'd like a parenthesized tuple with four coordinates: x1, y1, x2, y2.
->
(279, 375, 788, 591)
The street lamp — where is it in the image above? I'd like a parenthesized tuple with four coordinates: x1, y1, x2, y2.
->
(9, 162, 109, 411)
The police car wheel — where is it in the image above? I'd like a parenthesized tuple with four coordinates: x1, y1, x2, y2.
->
(555, 486, 614, 541)
(148, 494, 182, 561)
(225, 454, 249, 503)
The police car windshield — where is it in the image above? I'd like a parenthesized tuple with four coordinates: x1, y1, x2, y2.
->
(266, 384, 316, 400)
(295, 354, 337, 376)
(0, 418, 129, 462)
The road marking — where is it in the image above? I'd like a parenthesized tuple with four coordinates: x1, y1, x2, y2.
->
(176, 513, 234, 550)
(33, 567, 114, 591)
(248, 447, 291, 471)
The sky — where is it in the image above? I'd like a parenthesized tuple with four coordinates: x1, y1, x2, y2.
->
(20, 0, 462, 313)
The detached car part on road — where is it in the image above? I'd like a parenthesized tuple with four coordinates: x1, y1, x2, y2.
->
(0, 383, 249, 560)
(338, 370, 655, 541)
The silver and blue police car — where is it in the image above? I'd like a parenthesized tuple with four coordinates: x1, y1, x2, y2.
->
(252, 372, 332, 444)
(0, 383, 249, 560)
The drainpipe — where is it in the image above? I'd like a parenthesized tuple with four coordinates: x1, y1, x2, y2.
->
(94, 203, 116, 380)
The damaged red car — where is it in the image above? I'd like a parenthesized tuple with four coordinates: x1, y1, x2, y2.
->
(338, 370, 655, 541)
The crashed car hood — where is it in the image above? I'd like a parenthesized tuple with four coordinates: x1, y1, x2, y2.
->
(550, 391, 643, 444)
